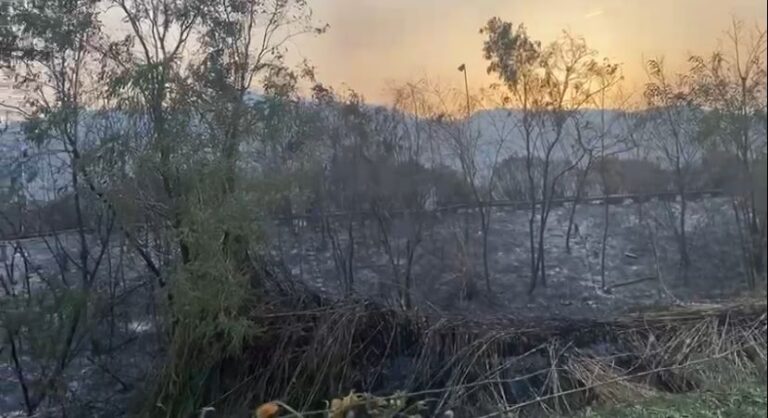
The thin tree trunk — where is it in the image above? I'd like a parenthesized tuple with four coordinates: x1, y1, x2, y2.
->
(528, 198, 538, 293)
(403, 229, 422, 310)
(346, 219, 355, 295)
(678, 188, 690, 284)
(599, 105, 608, 290)
(732, 200, 754, 289)
(600, 198, 609, 290)
(565, 167, 589, 254)
(747, 196, 765, 286)
(536, 237, 546, 287)
(479, 207, 491, 292)
(403, 241, 413, 310)
(536, 195, 549, 289)
(8, 332, 35, 415)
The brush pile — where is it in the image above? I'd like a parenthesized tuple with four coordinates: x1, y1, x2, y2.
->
(160, 298, 767, 417)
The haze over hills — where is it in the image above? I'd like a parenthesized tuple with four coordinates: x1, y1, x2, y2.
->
(0, 95, 683, 203)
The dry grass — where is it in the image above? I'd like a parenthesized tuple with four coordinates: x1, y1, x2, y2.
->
(565, 356, 656, 406)
(149, 297, 767, 418)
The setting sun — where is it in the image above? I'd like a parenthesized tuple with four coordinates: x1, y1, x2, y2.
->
(290, 0, 767, 103)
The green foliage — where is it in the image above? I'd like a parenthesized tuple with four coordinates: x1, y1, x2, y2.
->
(580, 383, 767, 418)
(0, 276, 96, 411)
(480, 18, 541, 91)
(0, 0, 100, 99)
(147, 143, 277, 417)
(0, 0, 98, 64)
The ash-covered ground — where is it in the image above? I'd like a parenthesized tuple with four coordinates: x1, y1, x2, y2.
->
(0, 196, 754, 416)
(274, 197, 749, 318)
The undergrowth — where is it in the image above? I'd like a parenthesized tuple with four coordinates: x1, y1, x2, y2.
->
(580, 381, 767, 418)
(157, 300, 767, 418)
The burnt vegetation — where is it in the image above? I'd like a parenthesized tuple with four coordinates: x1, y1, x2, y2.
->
(0, 1, 766, 417)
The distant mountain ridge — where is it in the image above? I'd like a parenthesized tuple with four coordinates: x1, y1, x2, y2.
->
(0, 91, 670, 201)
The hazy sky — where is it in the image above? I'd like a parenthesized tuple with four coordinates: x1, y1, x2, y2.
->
(289, 0, 767, 104)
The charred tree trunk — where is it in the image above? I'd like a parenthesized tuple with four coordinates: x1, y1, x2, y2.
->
(479, 206, 492, 292)
(565, 160, 591, 254)
(678, 190, 690, 284)
(346, 219, 355, 295)
(527, 198, 538, 294)
(600, 198, 609, 290)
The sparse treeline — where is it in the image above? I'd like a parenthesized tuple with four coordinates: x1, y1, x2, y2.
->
(0, 2, 766, 415)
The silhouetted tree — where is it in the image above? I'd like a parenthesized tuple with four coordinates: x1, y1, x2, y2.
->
(481, 19, 618, 292)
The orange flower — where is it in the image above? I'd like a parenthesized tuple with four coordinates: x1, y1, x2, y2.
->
(255, 402, 281, 418)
